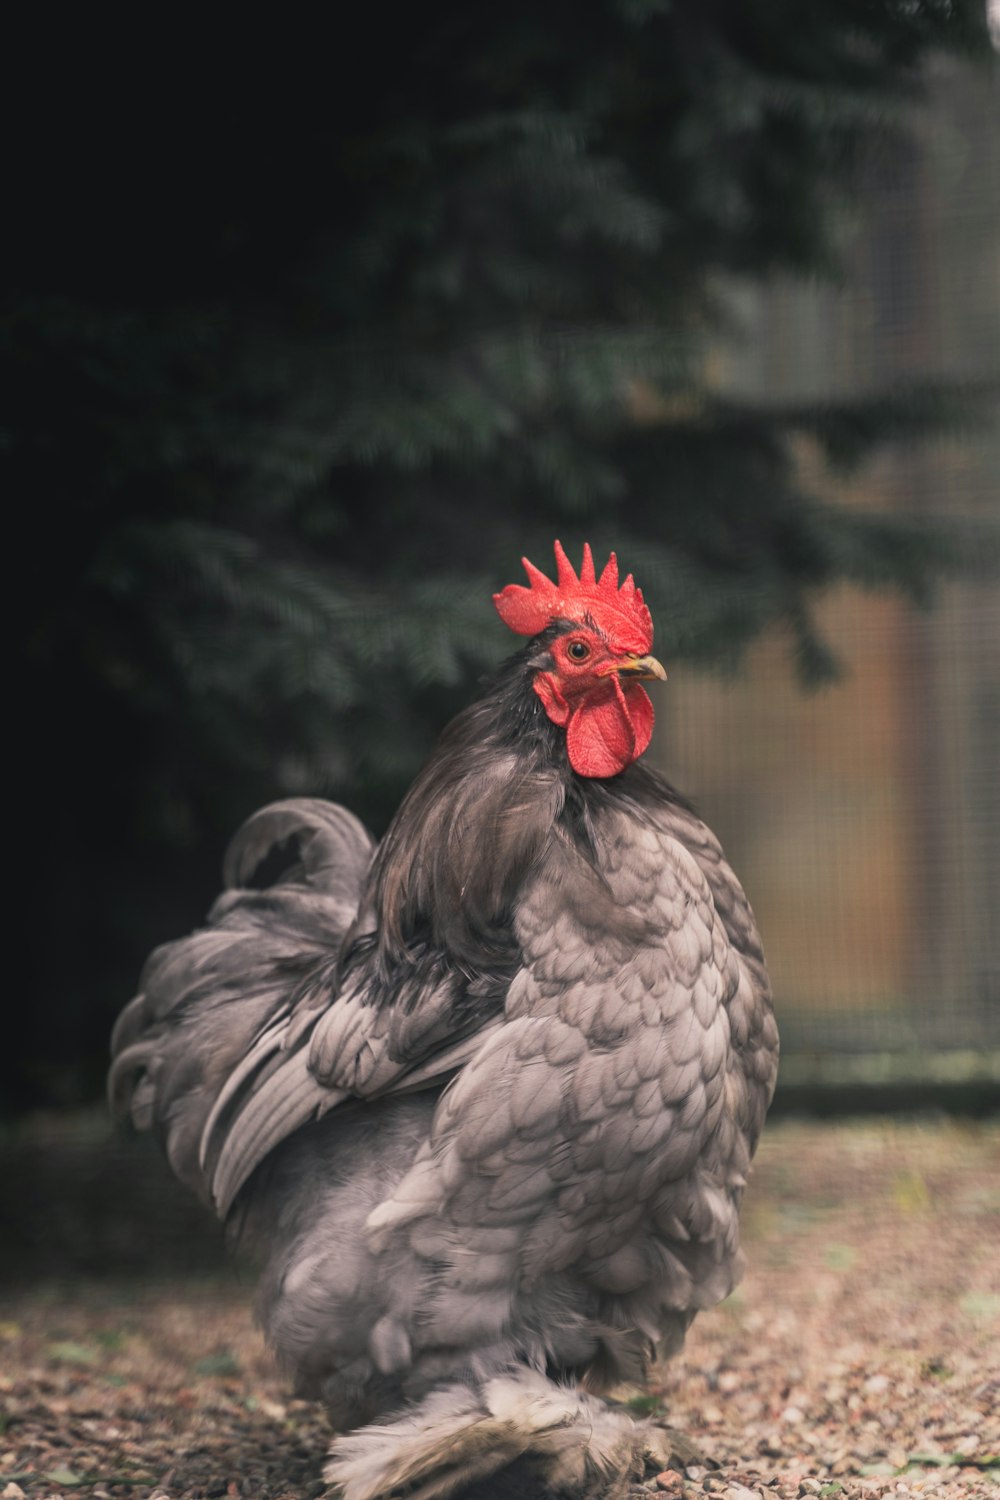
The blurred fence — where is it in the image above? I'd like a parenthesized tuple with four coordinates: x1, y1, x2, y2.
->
(654, 56, 999, 1089)
(657, 584, 999, 1077)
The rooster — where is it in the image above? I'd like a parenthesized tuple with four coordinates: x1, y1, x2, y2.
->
(110, 542, 778, 1499)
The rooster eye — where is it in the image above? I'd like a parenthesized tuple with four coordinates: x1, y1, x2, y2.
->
(567, 640, 591, 661)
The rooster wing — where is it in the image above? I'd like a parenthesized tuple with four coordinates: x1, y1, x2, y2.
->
(359, 796, 774, 1357)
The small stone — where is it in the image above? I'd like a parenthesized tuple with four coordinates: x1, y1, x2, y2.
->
(797, 1482, 822, 1495)
(685, 1466, 707, 1482)
(258, 1396, 288, 1419)
(781, 1405, 806, 1424)
(2, 1485, 26, 1500)
(954, 1432, 979, 1456)
(725, 1486, 762, 1500)
(656, 1471, 685, 1494)
(864, 1373, 890, 1394)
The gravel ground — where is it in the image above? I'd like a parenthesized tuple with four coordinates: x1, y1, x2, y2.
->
(0, 1117, 997, 1500)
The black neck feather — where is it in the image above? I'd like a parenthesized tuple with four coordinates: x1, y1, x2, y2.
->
(349, 634, 682, 991)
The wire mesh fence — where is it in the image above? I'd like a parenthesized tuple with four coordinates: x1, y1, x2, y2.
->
(654, 55, 999, 1086)
(655, 580, 999, 1074)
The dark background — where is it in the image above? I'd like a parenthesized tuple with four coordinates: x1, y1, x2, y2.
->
(6, 2, 998, 1119)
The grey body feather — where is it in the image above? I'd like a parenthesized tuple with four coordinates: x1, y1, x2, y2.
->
(110, 634, 778, 1493)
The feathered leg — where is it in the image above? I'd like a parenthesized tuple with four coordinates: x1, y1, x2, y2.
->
(324, 1368, 679, 1500)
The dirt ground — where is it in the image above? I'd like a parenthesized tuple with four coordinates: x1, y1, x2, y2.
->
(0, 1117, 997, 1500)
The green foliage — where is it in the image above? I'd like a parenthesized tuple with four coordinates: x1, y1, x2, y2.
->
(5, 0, 996, 1106)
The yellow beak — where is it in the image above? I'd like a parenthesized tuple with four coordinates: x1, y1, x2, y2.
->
(615, 654, 667, 682)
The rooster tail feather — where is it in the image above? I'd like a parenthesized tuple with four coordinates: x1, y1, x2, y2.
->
(108, 799, 375, 1210)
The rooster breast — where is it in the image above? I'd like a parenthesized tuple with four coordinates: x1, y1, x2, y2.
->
(257, 787, 776, 1414)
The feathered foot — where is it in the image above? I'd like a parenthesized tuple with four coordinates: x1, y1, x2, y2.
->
(324, 1369, 680, 1500)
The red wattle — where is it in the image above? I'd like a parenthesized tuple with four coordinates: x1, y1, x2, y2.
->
(534, 674, 653, 778)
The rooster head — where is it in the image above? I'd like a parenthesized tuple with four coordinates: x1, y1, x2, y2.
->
(494, 541, 666, 779)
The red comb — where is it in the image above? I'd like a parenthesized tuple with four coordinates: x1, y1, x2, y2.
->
(494, 541, 653, 654)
